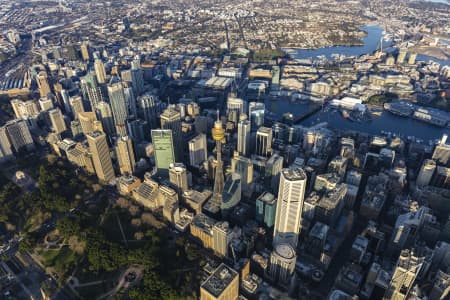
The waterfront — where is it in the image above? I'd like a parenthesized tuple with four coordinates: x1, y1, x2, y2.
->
(266, 97, 448, 141)
(283, 25, 388, 60)
(284, 24, 450, 66)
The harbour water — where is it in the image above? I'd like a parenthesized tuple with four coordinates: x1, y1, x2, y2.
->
(266, 99, 447, 141)
(284, 24, 449, 66)
(269, 24, 449, 141)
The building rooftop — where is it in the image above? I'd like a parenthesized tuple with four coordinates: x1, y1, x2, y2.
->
(201, 263, 238, 298)
(192, 213, 216, 234)
(282, 167, 306, 181)
(274, 243, 296, 260)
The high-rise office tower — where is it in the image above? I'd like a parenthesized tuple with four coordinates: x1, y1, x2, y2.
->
(130, 61, 145, 96)
(248, 102, 265, 130)
(36, 71, 51, 97)
(60, 89, 71, 114)
(256, 126, 272, 157)
(221, 173, 241, 218)
(237, 118, 251, 156)
(212, 221, 232, 257)
(69, 96, 85, 120)
(151, 129, 175, 177)
(123, 84, 137, 118)
(265, 153, 284, 193)
(269, 243, 297, 286)
(169, 162, 188, 194)
(39, 97, 54, 112)
(3, 119, 34, 152)
(211, 112, 225, 201)
(384, 249, 427, 300)
(108, 80, 128, 136)
(96, 101, 115, 137)
(70, 120, 83, 138)
(273, 167, 307, 249)
(417, 159, 436, 186)
(48, 108, 67, 134)
(256, 192, 277, 228)
(78, 112, 102, 135)
(0, 127, 14, 162)
(138, 93, 159, 129)
(231, 153, 253, 190)
(116, 135, 136, 175)
(127, 119, 147, 143)
(188, 134, 207, 167)
(81, 72, 103, 110)
(94, 59, 107, 84)
(432, 134, 449, 166)
(80, 42, 90, 61)
(226, 96, 244, 123)
(86, 131, 115, 182)
(160, 106, 183, 161)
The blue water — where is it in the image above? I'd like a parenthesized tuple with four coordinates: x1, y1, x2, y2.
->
(285, 24, 449, 66)
(266, 99, 447, 141)
(284, 25, 388, 60)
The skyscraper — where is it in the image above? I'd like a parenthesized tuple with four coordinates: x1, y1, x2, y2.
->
(265, 153, 284, 193)
(256, 191, 277, 228)
(221, 173, 241, 218)
(188, 134, 207, 167)
(124, 61, 145, 96)
(160, 106, 183, 161)
(60, 89, 71, 114)
(273, 167, 307, 249)
(48, 108, 67, 134)
(94, 59, 107, 84)
(212, 221, 233, 257)
(80, 42, 90, 61)
(36, 71, 51, 97)
(96, 101, 115, 137)
(384, 249, 427, 300)
(107, 80, 128, 136)
(432, 134, 449, 166)
(169, 163, 188, 194)
(417, 159, 436, 186)
(116, 135, 136, 175)
(2, 119, 34, 153)
(211, 112, 225, 201)
(237, 118, 251, 156)
(0, 126, 14, 162)
(151, 129, 175, 177)
(248, 102, 265, 131)
(123, 84, 137, 118)
(138, 93, 159, 129)
(256, 126, 272, 157)
(226, 96, 244, 123)
(81, 72, 103, 109)
(69, 96, 85, 120)
(78, 112, 101, 135)
(269, 243, 296, 286)
(86, 131, 115, 182)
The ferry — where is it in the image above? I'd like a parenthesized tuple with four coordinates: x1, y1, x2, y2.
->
(341, 110, 350, 119)
(413, 108, 449, 127)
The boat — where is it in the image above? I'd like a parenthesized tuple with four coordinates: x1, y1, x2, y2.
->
(341, 110, 350, 119)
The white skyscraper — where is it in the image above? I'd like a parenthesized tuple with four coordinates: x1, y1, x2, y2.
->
(237, 119, 251, 156)
(227, 96, 244, 123)
(188, 134, 207, 167)
(108, 81, 128, 136)
(273, 167, 307, 249)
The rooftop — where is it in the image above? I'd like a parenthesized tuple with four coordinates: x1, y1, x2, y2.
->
(201, 263, 238, 298)
(282, 167, 306, 181)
